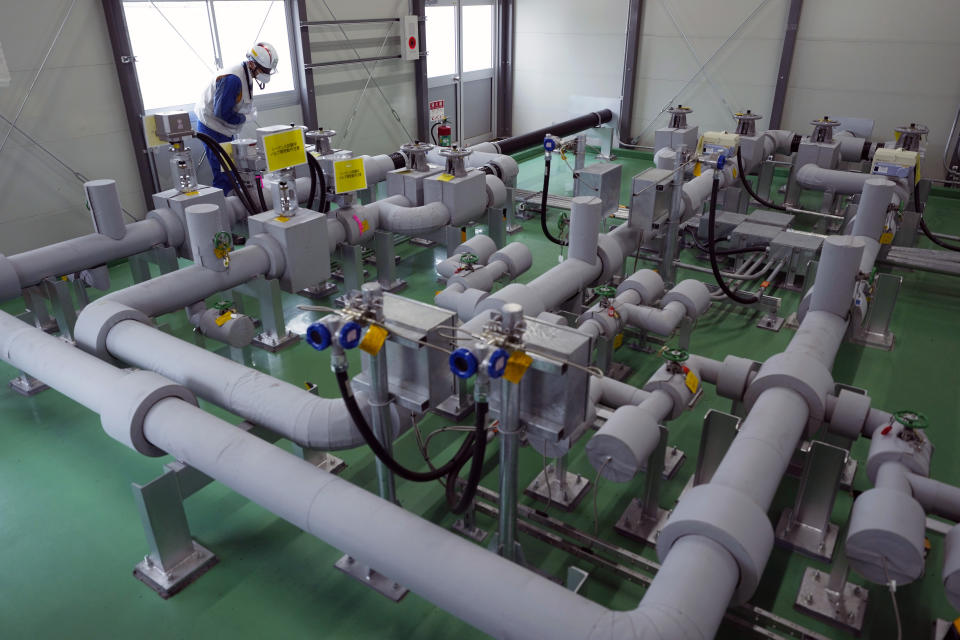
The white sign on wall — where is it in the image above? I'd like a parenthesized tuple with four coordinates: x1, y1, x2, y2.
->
(429, 100, 445, 123)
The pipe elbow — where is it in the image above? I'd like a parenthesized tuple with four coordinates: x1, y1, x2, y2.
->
(378, 200, 451, 236)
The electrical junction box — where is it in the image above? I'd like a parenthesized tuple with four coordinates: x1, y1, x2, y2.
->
(256, 125, 307, 173)
(423, 170, 486, 226)
(574, 162, 622, 217)
(247, 209, 330, 292)
(154, 111, 194, 142)
(630, 168, 675, 250)
(153, 187, 230, 260)
(654, 125, 699, 154)
(387, 165, 443, 206)
(730, 220, 782, 249)
(696, 211, 745, 242)
(402, 15, 420, 61)
(770, 230, 823, 280)
(699, 131, 740, 157)
(746, 209, 795, 229)
(872, 147, 918, 181)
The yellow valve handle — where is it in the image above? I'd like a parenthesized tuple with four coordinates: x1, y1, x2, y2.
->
(685, 370, 700, 394)
(359, 324, 389, 355)
(879, 231, 894, 245)
(214, 311, 234, 327)
(503, 350, 533, 384)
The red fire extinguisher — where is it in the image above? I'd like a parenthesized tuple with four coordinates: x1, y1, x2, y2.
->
(438, 122, 452, 147)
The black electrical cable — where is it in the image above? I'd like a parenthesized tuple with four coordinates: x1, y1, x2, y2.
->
(305, 152, 328, 213)
(195, 131, 259, 214)
(431, 121, 441, 145)
(305, 156, 317, 212)
(255, 177, 268, 212)
(335, 368, 477, 482)
(444, 401, 489, 515)
(736, 149, 787, 212)
(684, 227, 767, 256)
(914, 182, 960, 252)
(540, 152, 568, 246)
(708, 169, 759, 304)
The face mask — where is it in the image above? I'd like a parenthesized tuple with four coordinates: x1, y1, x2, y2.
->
(255, 71, 271, 89)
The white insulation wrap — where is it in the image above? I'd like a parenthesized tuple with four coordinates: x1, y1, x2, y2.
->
(810, 236, 865, 316)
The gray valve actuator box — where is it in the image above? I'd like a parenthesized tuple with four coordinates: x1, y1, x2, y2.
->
(248, 210, 330, 292)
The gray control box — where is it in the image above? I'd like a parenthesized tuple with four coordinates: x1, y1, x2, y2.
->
(574, 162, 622, 216)
(248, 209, 330, 292)
(423, 169, 486, 226)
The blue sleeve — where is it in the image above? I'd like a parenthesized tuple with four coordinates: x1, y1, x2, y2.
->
(213, 75, 245, 125)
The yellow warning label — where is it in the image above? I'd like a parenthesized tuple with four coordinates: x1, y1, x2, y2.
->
(262, 128, 307, 172)
(334, 158, 368, 194)
(437, 173, 455, 182)
(879, 231, 894, 245)
(685, 370, 700, 394)
(143, 115, 164, 148)
(359, 325, 389, 355)
(274, 216, 290, 223)
(504, 351, 533, 384)
(183, 190, 200, 197)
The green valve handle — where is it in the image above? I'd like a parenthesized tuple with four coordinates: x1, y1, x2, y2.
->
(594, 285, 617, 300)
(459, 252, 479, 266)
(894, 410, 929, 430)
(213, 300, 233, 313)
(662, 347, 689, 364)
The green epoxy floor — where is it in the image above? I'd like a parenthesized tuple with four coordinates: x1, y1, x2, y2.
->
(1, 150, 959, 639)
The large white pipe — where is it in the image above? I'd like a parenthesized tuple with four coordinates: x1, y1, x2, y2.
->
(103, 319, 406, 450)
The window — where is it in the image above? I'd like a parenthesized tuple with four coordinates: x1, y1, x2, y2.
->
(425, 5, 456, 78)
(122, 0, 297, 112)
(461, 5, 492, 73)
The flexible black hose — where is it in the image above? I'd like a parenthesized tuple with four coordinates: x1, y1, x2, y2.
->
(255, 177, 268, 212)
(444, 401, 489, 515)
(708, 170, 759, 304)
(431, 121, 441, 145)
(540, 153, 568, 246)
(334, 368, 476, 482)
(195, 131, 259, 214)
(305, 163, 317, 212)
(914, 182, 960, 252)
(736, 149, 787, 212)
(306, 152, 328, 213)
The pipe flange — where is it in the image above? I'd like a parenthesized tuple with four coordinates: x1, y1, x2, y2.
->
(489, 242, 533, 278)
(642, 362, 698, 420)
(828, 388, 872, 439)
(74, 300, 152, 362)
(99, 369, 197, 457)
(657, 483, 774, 604)
(586, 405, 660, 482)
(662, 279, 711, 318)
(484, 173, 508, 209)
(716, 355, 761, 402)
(487, 155, 519, 180)
(616, 269, 664, 305)
(335, 206, 377, 245)
(846, 487, 926, 585)
(744, 351, 834, 434)
(247, 233, 286, 280)
(454, 234, 497, 263)
(0, 253, 22, 302)
(943, 525, 960, 610)
(865, 425, 932, 483)
(576, 306, 620, 339)
(147, 207, 186, 249)
(595, 234, 624, 286)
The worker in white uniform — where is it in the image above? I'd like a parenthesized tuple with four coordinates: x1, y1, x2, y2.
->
(195, 42, 279, 193)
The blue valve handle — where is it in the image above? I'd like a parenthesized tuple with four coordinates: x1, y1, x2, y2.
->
(305, 322, 332, 351)
(487, 348, 509, 379)
(338, 321, 363, 349)
(716, 154, 726, 170)
(449, 348, 478, 379)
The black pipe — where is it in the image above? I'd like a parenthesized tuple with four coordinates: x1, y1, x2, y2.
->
(491, 109, 613, 156)
(305, 153, 328, 213)
(256, 177, 268, 212)
(708, 169, 759, 304)
(195, 131, 259, 214)
(445, 401, 489, 515)
(335, 368, 476, 482)
(388, 152, 407, 170)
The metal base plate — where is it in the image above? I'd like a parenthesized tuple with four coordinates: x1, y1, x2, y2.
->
(133, 541, 218, 599)
(298, 282, 339, 300)
(379, 279, 407, 293)
(316, 455, 347, 475)
(757, 314, 785, 332)
(334, 555, 408, 602)
(850, 330, 895, 351)
(9, 375, 49, 397)
(409, 237, 436, 247)
(506, 223, 523, 234)
(614, 500, 672, 546)
(606, 362, 632, 381)
(524, 469, 591, 511)
(840, 457, 857, 491)
(775, 508, 839, 561)
(452, 519, 488, 543)
(432, 394, 475, 421)
(250, 332, 301, 353)
(794, 566, 867, 634)
(330, 268, 369, 282)
(663, 446, 686, 480)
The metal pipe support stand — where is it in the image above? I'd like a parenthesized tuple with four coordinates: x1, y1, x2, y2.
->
(372, 230, 406, 293)
(775, 441, 845, 561)
(233, 277, 300, 353)
(615, 425, 674, 545)
(794, 551, 867, 634)
(524, 454, 591, 511)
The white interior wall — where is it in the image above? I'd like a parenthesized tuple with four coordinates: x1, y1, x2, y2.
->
(513, 0, 627, 135)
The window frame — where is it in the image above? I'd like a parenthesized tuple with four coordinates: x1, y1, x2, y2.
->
(121, 0, 301, 115)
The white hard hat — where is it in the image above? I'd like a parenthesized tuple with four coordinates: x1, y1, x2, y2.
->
(247, 42, 279, 73)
